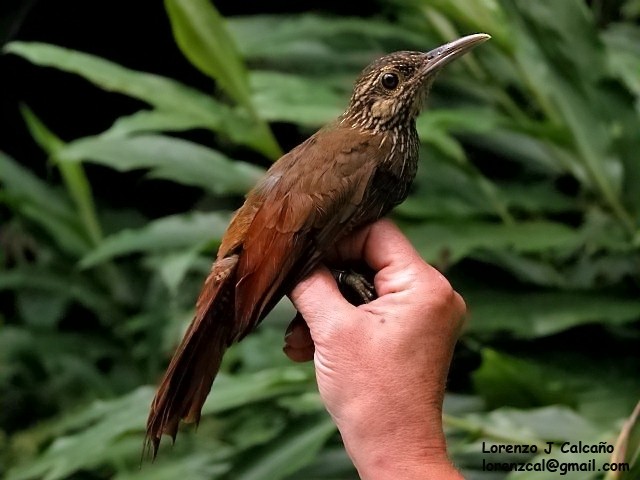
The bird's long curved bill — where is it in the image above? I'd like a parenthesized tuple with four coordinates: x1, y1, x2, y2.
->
(422, 33, 491, 74)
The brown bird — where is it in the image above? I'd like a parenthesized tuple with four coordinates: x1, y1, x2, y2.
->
(145, 33, 490, 456)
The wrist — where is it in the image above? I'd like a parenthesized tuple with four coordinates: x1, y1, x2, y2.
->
(345, 437, 462, 480)
(335, 403, 462, 479)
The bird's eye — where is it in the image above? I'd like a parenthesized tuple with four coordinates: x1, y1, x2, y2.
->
(380, 72, 399, 90)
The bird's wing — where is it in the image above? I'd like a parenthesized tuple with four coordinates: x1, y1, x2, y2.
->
(228, 126, 392, 338)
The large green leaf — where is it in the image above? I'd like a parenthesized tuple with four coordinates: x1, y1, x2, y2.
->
(449, 405, 605, 479)
(606, 401, 640, 480)
(4, 42, 273, 156)
(164, 0, 281, 159)
(164, 0, 250, 107)
(0, 151, 75, 221)
(0, 151, 90, 254)
(405, 220, 579, 264)
(466, 406, 600, 444)
(465, 290, 640, 338)
(233, 414, 336, 480)
(115, 452, 228, 480)
(5, 387, 152, 480)
(21, 105, 104, 244)
(0, 267, 117, 319)
(228, 13, 429, 67)
(602, 23, 640, 101)
(472, 349, 573, 410)
(503, 1, 635, 231)
(101, 110, 220, 138)
(511, 0, 604, 83)
(202, 366, 314, 415)
(59, 134, 264, 195)
(5, 42, 223, 122)
(80, 211, 231, 268)
(472, 349, 640, 426)
(400, 0, 512, 51)
(250, 71, 344, 126)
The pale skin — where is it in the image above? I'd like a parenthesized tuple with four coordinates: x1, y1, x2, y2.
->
(286, 219, 466, 480)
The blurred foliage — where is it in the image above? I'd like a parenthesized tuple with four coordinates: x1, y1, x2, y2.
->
(1, 0, 640, 479)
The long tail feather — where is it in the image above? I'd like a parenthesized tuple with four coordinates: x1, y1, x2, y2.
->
(145, 255, 238, 458)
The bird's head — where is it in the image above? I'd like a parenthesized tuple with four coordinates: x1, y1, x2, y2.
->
(343, 33, 490, 133)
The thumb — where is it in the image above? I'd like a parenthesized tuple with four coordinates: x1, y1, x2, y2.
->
(289, 266, 357, 333)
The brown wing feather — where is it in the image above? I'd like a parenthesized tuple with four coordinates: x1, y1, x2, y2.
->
(232, 126, 391, 337)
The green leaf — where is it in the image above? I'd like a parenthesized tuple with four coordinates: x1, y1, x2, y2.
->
(21, 105, 104, 244)
(602, 23, 640, 99)
(398, 153, 556, 221)
(164, 0, 282, 159)
(472, 349, 640, 427)
(202, 366, 314, 415)
(101, 109, 219, 138)
(406, 0, 511, 52)
(5, 387, 153, 480)
(115, 452, 228, 480)
(165, 0, 250, 107)
(502, 2, 635, 231)
(417, 107, 502, 136)
(5, 41, 274, 156)
(59, 134, 264, 195)
(0, 151, 74, 221)
(0, 151, 90, 254)
(16, 291, 69, 329)
(473, 349, 574, 409)
(80, 211, 230, 268)
(228, 13, 429, 67)
(448, 405, 605, 478)
(19, 104, 64, 155)
(233, 414, 336, 480)
(498, 182, 578, 214)
(512, 0, 604, 83)
(0, 267, 117, 319)
(606, 401, 640, 480)
(465, 290, 640, 338)
(475, 251, 567, 287)
(468, 129, 574, 176)
(147, 248, 204, 295)
(251, 71, 344, 126)
(404, 220, 579, 265)
(288, 444, 357, 479)
(466, 405, 599, 443)
(5, 41, 221, 122)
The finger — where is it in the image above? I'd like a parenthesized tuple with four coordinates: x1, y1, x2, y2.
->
(288, 265, 357, 330)
(330, 218, 424, 272)
(332, 219, 451, 302)
(283, 313, 314, 363)
(283, 343, 315, 362)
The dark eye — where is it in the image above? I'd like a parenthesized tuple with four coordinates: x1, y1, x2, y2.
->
(380, 72, 399, 90)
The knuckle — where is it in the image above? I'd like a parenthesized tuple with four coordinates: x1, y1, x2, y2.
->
(429, 272, 456, 305)
(420, 270, 466, 326)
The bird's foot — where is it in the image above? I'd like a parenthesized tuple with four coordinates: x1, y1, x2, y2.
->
(332, 268, 377, 304)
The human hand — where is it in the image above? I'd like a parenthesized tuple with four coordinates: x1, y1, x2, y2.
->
(286, 218, 466, 479)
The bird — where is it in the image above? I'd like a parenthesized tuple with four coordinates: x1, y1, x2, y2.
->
(145, 33, 490, 457)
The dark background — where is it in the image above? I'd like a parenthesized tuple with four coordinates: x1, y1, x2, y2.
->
(1, 0, 386, 221)
(1, 0, 381, 164)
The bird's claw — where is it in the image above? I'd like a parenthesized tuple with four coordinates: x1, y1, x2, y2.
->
(332, 269, 377, 304)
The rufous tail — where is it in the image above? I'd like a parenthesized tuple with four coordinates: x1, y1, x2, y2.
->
(144, 255, 238, 458)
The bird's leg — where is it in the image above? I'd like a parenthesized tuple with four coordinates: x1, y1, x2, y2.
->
(331, 268, 377, 304)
